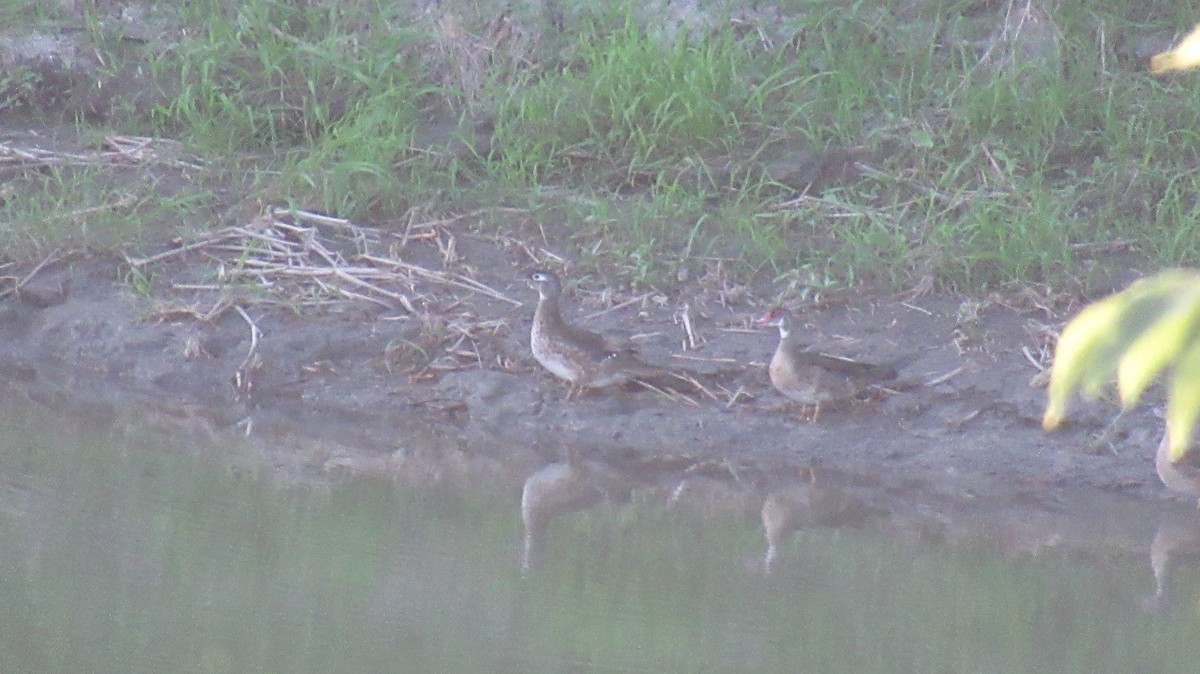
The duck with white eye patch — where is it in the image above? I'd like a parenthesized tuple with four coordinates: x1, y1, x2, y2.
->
(755, 307, 912, 420)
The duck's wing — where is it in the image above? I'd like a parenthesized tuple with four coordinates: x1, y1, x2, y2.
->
(560, 323, 634, 362)
(786, 348, 897, 381)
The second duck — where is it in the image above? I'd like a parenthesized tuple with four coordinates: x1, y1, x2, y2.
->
(757, 307, 905, 419)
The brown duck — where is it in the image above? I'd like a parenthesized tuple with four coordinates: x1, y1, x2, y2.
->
(527, 270, 663, 397)
(756, 307, 904, 417)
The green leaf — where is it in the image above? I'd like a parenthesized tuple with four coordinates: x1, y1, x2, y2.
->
(1116, 281, 1200, 407)
(1043, 295, 1122, 429)
(1043, 270, 1200, 430)
(1167, 338, 1200, 462)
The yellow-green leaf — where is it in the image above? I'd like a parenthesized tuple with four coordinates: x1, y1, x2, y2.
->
(1043, 293, 1126, 429)
(1151, 24, 1200, 74)
(1043, 270, 1200, 430)
(1116, 285, 1200, 407)
(1167, 339, 1200, 462)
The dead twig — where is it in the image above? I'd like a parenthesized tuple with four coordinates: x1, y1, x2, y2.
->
(0, 249, 61, 301)
(582, 291, 653, 322)
(722, 385, 751, 410)
(276, 207, 358, 230)
(924, 366, 964, 388)
(946, 408, 983, 431)
(232, 305, 262, 400)
(0, 135, 203, 171)
(1021, 345, 1046, 372)
(127, 232, 238, 268)
(669, 370, 718, 401)
(360, 254, 520, 306)
(632, 379, 701, 407)
(303, 237, 417, 313)
(148, 296, 239, 323)
(676, 302, 701, 351)
(670, 353, 742, 364)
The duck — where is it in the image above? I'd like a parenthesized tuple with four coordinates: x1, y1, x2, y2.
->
(756, 307, 904, 418)
(526, 269, 663, 398)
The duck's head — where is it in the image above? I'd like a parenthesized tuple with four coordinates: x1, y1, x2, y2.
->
(755, 307, 793, 337)
(527, 269, 563, 299)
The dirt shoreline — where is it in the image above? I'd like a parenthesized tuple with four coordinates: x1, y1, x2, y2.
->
(3, 249, 1197, 568)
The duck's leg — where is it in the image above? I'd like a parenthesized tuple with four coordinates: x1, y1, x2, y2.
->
(786, 403, 820, 423)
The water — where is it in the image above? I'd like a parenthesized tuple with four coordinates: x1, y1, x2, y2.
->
(3, 397, 1200, 673)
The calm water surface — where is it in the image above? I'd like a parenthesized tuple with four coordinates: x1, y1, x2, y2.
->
(3, 398, 1200, 673)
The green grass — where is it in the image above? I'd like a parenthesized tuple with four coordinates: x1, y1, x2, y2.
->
(6, 0, 1200, 293)
(0, 163, 215, 259)
(0, 0, 69, 26)
(149, 0, 431, 152)
(491, 20, 761, 176)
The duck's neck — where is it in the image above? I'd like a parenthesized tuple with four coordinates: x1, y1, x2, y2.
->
(534, 293, 567, 333)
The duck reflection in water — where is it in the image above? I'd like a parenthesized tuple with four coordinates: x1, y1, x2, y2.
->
(520, 453, 631, 573)
(1144, 433, 1200, 613)
(761, 471, 886, 572)
(1142, 518, 1200, 614)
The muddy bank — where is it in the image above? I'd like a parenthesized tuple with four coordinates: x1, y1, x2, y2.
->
(1, 244, 1195, 571)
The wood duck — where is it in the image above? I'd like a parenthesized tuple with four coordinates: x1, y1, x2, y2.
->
(756, 307, 902, 418)
(527, 270, 662, 397)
